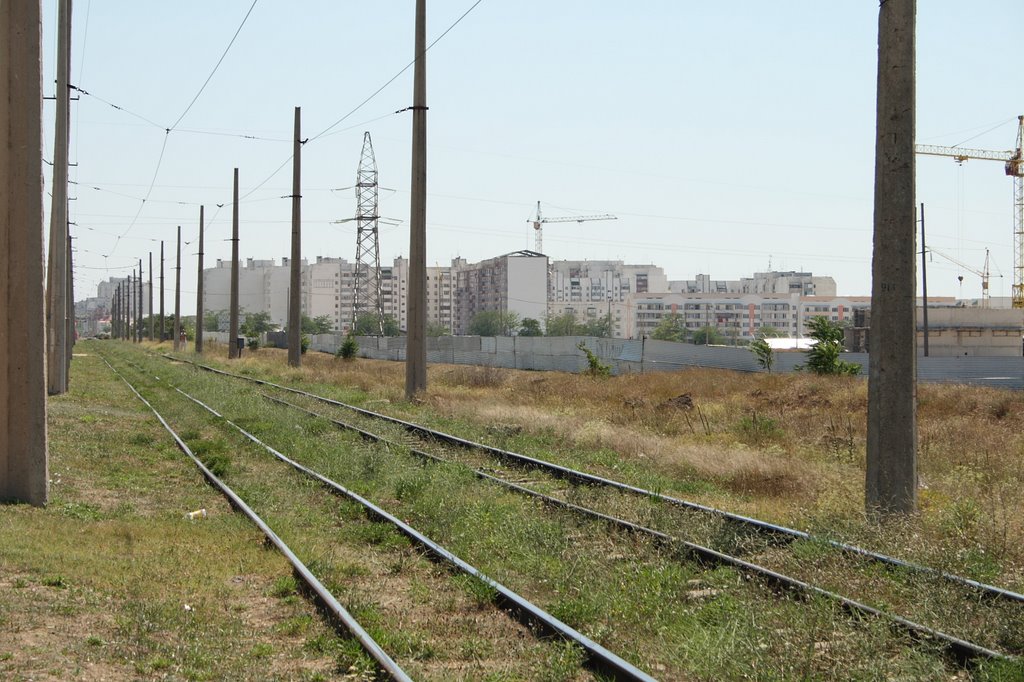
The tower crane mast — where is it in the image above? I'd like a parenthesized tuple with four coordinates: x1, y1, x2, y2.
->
(915, 115, 1024, 308)
(528, 201, 617, 254)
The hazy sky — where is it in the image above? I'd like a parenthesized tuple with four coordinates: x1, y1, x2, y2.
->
(48, 1, 1023, 314)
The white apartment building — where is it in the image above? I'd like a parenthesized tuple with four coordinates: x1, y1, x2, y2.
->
(204, 258, 293, 329)
(546, 260, 668, 338)
(670, 271, 837, 297)
(454, 251, 548, 334)
(633, 292, 872, 341)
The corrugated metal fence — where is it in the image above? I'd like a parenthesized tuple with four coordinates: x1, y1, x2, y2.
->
(303, 335, 1024, 389)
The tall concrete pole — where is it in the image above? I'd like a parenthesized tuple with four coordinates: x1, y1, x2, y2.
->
(229, 168, 240, 359)
(405, 0, 428, 399)
(148, 251, 153, 340)
(128, 270, 134, 342)
(288, 107, 302, 367)
(195, 205, 205, 354)
(159, 240, 165, 341)
(173, 226, 181, 351)
(866, 0, 917, 517)
(45, 0, 71, 395)
(65, 232, 73, 384)
(919, 203, 929, 357)
(137, 257, 143, 342)
(1, 0, 49, 505)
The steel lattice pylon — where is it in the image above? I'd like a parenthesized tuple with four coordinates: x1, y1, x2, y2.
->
(352, 132, 385, 334)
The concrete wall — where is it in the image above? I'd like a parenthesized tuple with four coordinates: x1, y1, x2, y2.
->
(305, 335, 1024, 390)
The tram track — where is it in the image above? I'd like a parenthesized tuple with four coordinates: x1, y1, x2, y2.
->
(107, 351, 658, 682)
(155, 352, 1024, 665)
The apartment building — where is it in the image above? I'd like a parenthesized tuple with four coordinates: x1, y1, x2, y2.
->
(454, 251, 548, 334)
(670, 271, 837, 297)
(633, 292, 872, 340)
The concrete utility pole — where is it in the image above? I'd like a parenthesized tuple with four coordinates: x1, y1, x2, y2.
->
(866, 0, 918, 517)
(148, 251, 153, 340)
(288, 107, 302, 367)
(229, 168, 240, 359)
(195, 205, 205, 354)
(65, 232, 73, 381)
(173, 226, 181, 351)
(920, 203, 928, 357)
(159, 240, 165, 341)
(405, 0, 428, 400)
(128, 270, 134, 342)
(1, 0, 50, 505)
(45, 0, 71, 395)
(137, 257, 143, 342)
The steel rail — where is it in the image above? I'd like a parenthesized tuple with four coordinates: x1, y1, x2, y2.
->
(166, 355, 1024, 606)
(159, 383, 657, 682)
(99, 356, 413, 682)
(260, 392, 1010, 665)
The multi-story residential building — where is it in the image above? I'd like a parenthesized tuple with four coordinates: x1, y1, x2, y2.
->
(454, 251, 548, 334)
(204, 258, 293, 329)
(669, 271, 837, 297)
(546, 260, 668, 338)
(634, 292, 871, 341)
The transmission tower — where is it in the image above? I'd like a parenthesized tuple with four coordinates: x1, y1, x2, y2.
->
(352, 132, 385, 335)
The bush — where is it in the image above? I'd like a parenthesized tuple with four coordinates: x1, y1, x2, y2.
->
(300, 334, 310, 354)
(797, 316, 861, 376)
(337, 334, 359, 360)
(577, 341, 611, 378)
(749, 337, 774, 372)
(246, 337, 260, 350)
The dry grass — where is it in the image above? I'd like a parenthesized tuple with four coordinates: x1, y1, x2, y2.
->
(193, 346, 1024, 585)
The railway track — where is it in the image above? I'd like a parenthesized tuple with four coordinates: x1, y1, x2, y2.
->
(152, 351, 1024, 667)
(105, 351, 657, 682)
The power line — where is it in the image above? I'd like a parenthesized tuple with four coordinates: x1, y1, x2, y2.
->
(168, 0, 260, 132)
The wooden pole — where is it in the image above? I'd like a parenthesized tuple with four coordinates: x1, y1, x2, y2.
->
(288, 108, 302, 367)
(405, 0, 427, 399)
(1, 0, 49, 503)
(229, 168, 240, 359)
(866, 0, 918, 516)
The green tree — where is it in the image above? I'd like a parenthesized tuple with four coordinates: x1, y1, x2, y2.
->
(692, 326, 724, 345)
(301, 314, 333, 334)
(468, 310, 519, 337)
(749, 337, 775, 373)
(798, 316, 861, 376)
(580, 313, 613, 338)
(650, 312, 687, 342)
(545, 312, 578, 337)
(203, 309, 226, 333)
(353, 312, 400, 336)
(336, 333, 359, 360)
(426, 321, 451, 337)
(240, 311, 275, 338)
(518, 318, 543, 337)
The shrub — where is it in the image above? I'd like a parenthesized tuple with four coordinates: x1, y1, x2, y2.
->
(797, 316, 861, 375)
(300, 334, 310, 354)
(577, 341, 611, 378)
(337, 333, 359, 360)
(749, 337, 774, 372)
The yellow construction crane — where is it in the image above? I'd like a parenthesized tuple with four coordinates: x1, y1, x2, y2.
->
(926, 247, 998, 308)
(528, 201, 617, 254)
(915, 115, 1024, 307)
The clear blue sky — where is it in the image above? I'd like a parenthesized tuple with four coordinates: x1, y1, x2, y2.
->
(47, 1, 1023, 314)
